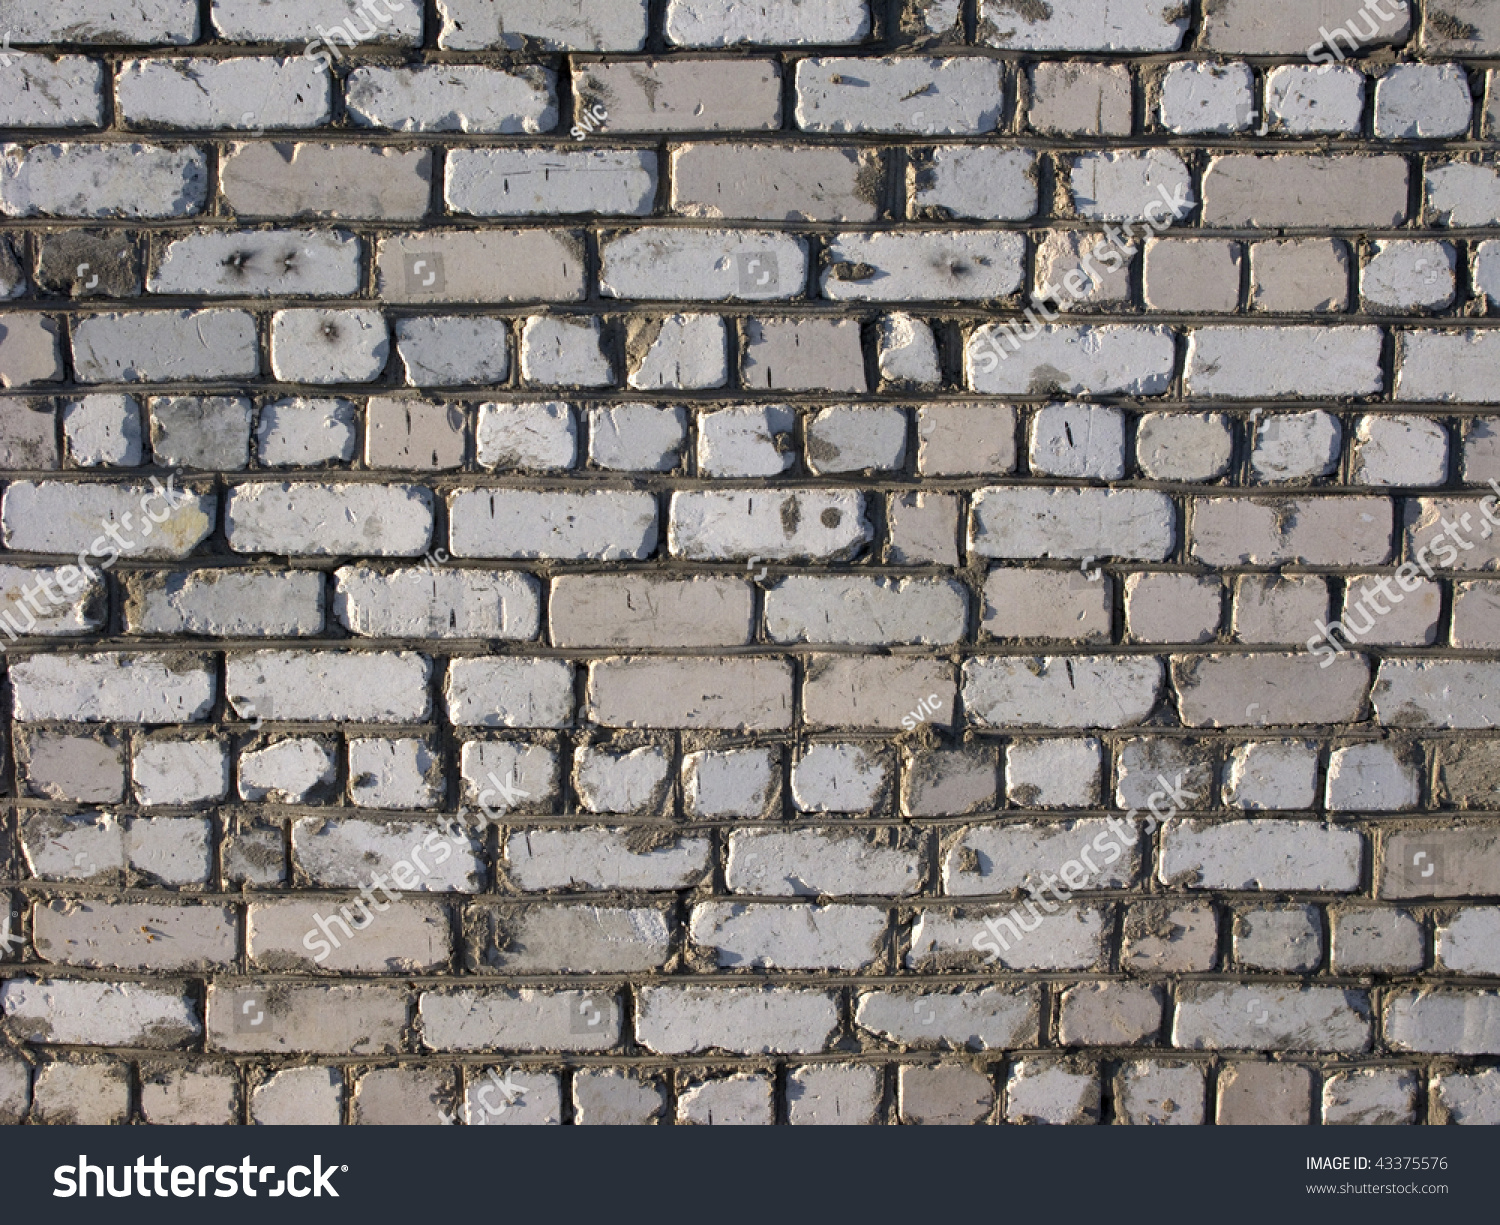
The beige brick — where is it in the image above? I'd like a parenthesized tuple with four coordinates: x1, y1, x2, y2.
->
(1144, 239, 1242, 312)
(672, 144, 877, 221)
(575, 59, 781, 132)
(1203, 156, 1409, 228)
(221, 143, 433, 220)
(550, 576, 753, 648)
(587, 657, 793, 730)
(1249, 239, 1351, 312)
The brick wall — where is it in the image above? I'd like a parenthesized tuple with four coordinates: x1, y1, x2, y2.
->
(0, 0, 1498, 1126)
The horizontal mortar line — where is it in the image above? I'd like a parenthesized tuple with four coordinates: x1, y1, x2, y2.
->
(8, 638, 1500, 655)
(18, 124, 1500, 150)
(14, 221, 1500, 242)
(0, 968, 1428, 988)
(5, 807, 1496, 823)
(18, 298, 1500, 325)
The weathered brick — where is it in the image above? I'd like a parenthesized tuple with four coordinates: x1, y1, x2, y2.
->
(347, 65, 556, 133)
(979, 0, 1186, 51)
(378, 230, 584, 303)
(221, 143, 433, 220)
(550, 575, 752, 648)
(586, 657, 793, 730)
(117, 58, 331, 130)
(227, 482, 433, 557)
(1161, 819, 1363, 891)
(575, 60, 781, 132)
(227, 650, 431, 723)
(600, 230, 808, 301)
(72, 309, 256, 382)
(635, 987, 839, 1055)
(437, 0, 647, 50)
(1, 143, 208, 218)
(796, 57, 1004, 134)
(673, 145, 877, 222)
(2, 978, 199, 1048)
(447, 148, 656, 216)
(667, 0, 871, 46)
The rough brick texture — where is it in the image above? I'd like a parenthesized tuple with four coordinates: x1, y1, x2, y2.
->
(0, 0, 1498, 1129)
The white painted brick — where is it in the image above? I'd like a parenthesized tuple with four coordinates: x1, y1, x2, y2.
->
(449, 489, 656, 560)
(964, 655, 1163, 729)
(1386, 991, 1500, 1055)
(447, 148, 655, 216)
(945, 818, 1139, 895)
(823, 231, 1024, 300)
(666, 0, 870, 46)
(444, 657, 573, 728)
(72, 309, 256, 382)
(347, 65, 556, 133)
(213, 0, 422, 42)
(0, 55, 105, 127)
(915, 904, 1108, 971)
(505, 828, 710, 892)
(1374, 64, 1473, 139)
(678, 1074, 773, 1125)
(1, 978, 199, 1047)
(226, 650, 431, 723)
(1187, 326, 1383, 397)
(239, 738, 337, 803)
(418, 988, 619, 1051)
(685, 748, 779, 818)
(727, 828, 920, 897)
(669, 489, 871, 561)
(9, 652, 214, 723)
(910, 147, 1038, 220)
(1160, 819, 1363, 891)
(133, 738, 228, 805)
(227, 482, 433, 557)
(970, 486, 1175, 560)
(635, 987, 839, 1055)
(978, 0, 1186, 51)
(8, 0, 199, 44)
(292, 816, 482, 893)
(767, 576, 965, 646)
(599, 229, 808, 301)
(117, 58, 330, 129)
(1158, 62, 1254, 134)
(796, 57, 1005, 134)
(1174, 983, 1370, 1052)
(968, 324, 1176, 396)
(335, 564, 540, 640)
(519, 315, 613, 387)
(690, 902, 886, 970)
(1069, 149, 1193, 220)
(150, 228, 360, 297)
(437, 0, 649, 51)
(626, 316, 727, 391)
(792, 742, 890, 812)
(1267, 65, 1365, 135)
(256, 398, 358, 467)
(0, 143, 208, 218)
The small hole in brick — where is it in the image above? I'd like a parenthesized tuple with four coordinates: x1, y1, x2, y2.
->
(821, 509, 842, 528)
